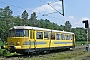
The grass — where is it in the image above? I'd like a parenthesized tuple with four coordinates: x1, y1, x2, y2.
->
(75, 41, 90, 46)
(24, 49, 89, 60)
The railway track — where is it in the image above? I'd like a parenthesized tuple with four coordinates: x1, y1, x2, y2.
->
(0, 45, 89, 60)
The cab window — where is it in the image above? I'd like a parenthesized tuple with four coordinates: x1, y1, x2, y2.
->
(11, 30, 15, 37)
(15, 29, 24, 37)
(9, 29, 15, 37)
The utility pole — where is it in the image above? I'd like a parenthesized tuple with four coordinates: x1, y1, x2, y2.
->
(61, 0, 64, 16)
(86, 28, 88, 44)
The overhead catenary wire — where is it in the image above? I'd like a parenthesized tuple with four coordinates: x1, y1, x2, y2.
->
(0, 1, 65, 21)
(39, 0, 81, 23)
(38, 0, 59, 4)
(0, 1, 33, 11)
(39, 0, 83, 27)
(38, 0, 63, 16)
(0, 0, 82, 27)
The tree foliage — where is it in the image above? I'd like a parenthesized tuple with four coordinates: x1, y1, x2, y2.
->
(0, 6, 89, 43)
(65, 21, 72, 31)
(21, 10, 29, 26)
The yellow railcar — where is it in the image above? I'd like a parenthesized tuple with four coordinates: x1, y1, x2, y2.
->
(1, 26, 75, 54)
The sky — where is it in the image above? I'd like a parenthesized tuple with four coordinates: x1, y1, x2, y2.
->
(0, 0, 90, 28)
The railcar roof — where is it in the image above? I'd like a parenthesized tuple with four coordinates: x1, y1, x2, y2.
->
(9, 26, 74, 34)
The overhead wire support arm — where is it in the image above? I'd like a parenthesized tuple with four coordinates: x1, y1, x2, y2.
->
(47, 0, 64, 16)
(42, 12, 58, 16)
(47, 3, 62, 15)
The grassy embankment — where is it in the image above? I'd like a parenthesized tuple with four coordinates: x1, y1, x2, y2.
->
(24, 48, 90, 60)
(0, 41, 90, 60)
(76, 41, 90, 46)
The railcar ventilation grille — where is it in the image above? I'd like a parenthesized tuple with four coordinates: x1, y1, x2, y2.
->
(9, 42, 14, 45)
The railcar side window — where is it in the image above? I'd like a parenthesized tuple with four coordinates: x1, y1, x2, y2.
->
(65, 35, 69, 40)
(36, 32, 43, 39)
(48, 33, 50, 39)
(51, 33, 55, 40)
(44, 32, 48, 38)
(61, 34, 65, 40)
(69, 35, 72, 40)
(25, 30, 29, 37)
(56, 34, 60, 40)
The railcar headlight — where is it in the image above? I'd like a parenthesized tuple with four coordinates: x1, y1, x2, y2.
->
(16, 42, 20, 45)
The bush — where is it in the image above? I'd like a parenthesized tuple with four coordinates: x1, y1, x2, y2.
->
(3, 50, 8, 56)
(2, 50, 11, 56)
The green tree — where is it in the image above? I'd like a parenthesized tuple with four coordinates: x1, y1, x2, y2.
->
(59, 25, 65, 31)
(4, 6, 13, 40)
(3, 6, 13, 17)
(72, 28, 86, 41)
(65, 21, 72, 31)
(0, 6, 13, 42)
(21, 10, 29, 26)
(29, 12, 38, 26)
(12, 16, 22, 26)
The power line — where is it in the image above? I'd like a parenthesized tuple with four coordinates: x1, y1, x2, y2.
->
(39, 0, 64, 16)
(0, 1, 33, 11)
(38, 0, 74, 21)
(38, 0, 59, 4)
(0, 1, 64, 21)
(38, 0, 63, 16)
(0, 0, 77, 25)
(39, 0, 82, 27)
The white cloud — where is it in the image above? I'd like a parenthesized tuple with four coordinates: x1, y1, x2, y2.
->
(68, 16, 75, 19)
(81, 17, 89, 21)
(17, 1, 90, 28)
(71, 17, 90, 28)
(63, 16, 90, 28)
(33, 1, 62, 14)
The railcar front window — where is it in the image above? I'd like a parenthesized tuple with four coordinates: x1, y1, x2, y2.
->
(8, 30, 15, 37)
(15, 30, 24, 37)
(10, 30, 15, 37)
